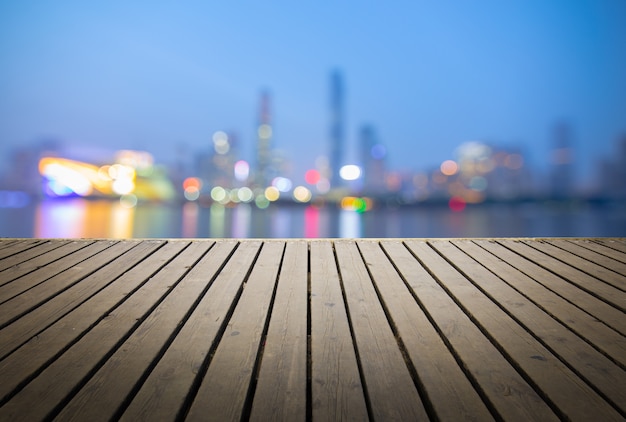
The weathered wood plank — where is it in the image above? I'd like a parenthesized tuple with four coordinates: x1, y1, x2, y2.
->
(499, 240, 626, 311)
(0, 240, 164, 360)
(384, 240, 559, 421)
(579, 239, 626, 264)
(0, 241, 219, 420)
(0, 240, 74, 282)
(250, 240, 308, 421)
(0, 240, 139, 328)
(412, 240, 623, 421)
(118, 240, 256, 421)
(0, 240, 46, 262)
(594, 239, 626, 256)
(357, 240, 494, 421)
(308, 240, 368, 421)
(0, 239, 20, 251)
(476, 240, 626, 336)
(0, 238, 623, 421)
(55, 241, 243, 421)
(335, 240, 429, 421)
(0, 240, 107, 303)
(559, 239, 626, 277)
(184, 241, 283, 421)
(453, 240, 626, 368)
(0, 241, 189, 403)
(526, 240, 626, 290)
(434, 240, 626, 414)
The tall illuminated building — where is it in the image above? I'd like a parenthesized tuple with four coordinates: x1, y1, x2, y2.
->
(329, 69, 345, 187)
(256, 90, 273, 187)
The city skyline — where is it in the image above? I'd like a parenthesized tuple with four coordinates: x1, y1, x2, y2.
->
(1, 1, 625, 188)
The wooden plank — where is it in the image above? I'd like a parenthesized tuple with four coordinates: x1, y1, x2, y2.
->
(409, 240, 623, 421)
(476, 240, 626, 336)
(580, 239, 626, 264)
(334, 240, 429, 421)
(0, 240, 104, 303)
(0, 240, 221, 421)
(184, 241, 283, 421)
(118, 241, 256, 421)
(0, 241, 189, 402)
(499, 240, 626, 311)
(0, 240, 164, 360)
(453, 240, 626, 368)
(0, 240, 20, 251)
(0, 240, 72, 278)
(557, 239, 626, 277)
(357, 240, 494, 421)
(594, 239, 626, 256)
(525, 240, 626, 290)
(433, 240, 626, 414)
(308, 240, 368, 421)
(383, 240, 559, 421)
(0, 240, 138, 328)
(0, 240, 46, 262)
(55, 240, 245, 421)
(249, 240, 308, 421)
(0, 240, 81, 277)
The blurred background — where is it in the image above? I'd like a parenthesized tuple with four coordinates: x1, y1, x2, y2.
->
(1, 0, 625, 238)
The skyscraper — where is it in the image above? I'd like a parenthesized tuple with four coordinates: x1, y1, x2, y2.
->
(359, 124, 387, 194)
(256, 90, 273, 187)
(329, 69, 345, 187)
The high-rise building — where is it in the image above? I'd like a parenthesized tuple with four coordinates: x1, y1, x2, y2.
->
(359, 124, 387, 194)
(256, 90, 273, 187)
(329, 69, 345, 187)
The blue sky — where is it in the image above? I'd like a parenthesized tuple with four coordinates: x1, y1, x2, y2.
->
(1, 0, 625, 186)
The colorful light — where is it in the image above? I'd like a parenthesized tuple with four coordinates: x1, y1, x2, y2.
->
(440, 160, 458, 176)
(449, 196, 466, 212)
(305, 169, 321, 185)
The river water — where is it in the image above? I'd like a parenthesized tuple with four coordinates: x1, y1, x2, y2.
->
(1, 198, 625, 239)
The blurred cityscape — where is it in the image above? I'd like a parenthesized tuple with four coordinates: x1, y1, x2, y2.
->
(1, 70, 625, 238)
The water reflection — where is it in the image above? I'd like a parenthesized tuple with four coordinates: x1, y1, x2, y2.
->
(1, 198, 625, 239)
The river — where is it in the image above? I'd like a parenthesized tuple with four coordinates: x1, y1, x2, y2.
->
(1, 198, 625, 239)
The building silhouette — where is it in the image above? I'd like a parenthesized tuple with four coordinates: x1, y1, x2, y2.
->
(329, 69, 345, 187)
(550, 121, 575, 198)
(256, 90, 273, 188)
(359, 124, 387, 195)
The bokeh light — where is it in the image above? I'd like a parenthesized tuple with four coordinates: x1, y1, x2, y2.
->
(339, 165, 361, 181)
(293, 186, 312, 203)
(440, 160, 458, 176)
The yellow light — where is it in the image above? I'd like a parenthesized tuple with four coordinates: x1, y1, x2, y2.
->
(264, 186, 280, 201)
(293, 186, 312, 203)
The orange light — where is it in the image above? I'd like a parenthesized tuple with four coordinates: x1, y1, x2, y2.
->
(440, 160, 458, 176)
(183, 177, 202, 191)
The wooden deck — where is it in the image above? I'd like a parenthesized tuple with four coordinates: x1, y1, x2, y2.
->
(0, 238, 624, 421)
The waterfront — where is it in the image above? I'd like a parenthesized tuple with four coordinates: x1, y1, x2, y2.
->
(1, 198, 625, 239)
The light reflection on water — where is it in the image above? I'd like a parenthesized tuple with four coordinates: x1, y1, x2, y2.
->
(1, 198, 625, 238)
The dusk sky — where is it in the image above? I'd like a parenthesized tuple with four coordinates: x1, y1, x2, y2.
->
(1, 0, 625, 186)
